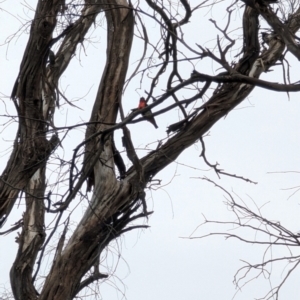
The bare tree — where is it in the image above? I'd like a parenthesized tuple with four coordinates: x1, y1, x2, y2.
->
(189, 178, 300, 300)
(1, 0, 300, 299)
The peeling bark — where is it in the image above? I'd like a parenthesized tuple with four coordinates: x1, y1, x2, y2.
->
(10, 168, 46, 300)
(0, 0, 63, 221)
(39, 1, 135, 299)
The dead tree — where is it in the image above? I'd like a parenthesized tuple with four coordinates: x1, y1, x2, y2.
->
(1, 0, 300, 299)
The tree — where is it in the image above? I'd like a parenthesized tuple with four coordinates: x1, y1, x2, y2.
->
(1, 0, 300, 299)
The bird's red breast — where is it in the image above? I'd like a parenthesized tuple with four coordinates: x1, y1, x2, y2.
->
(138, 97, 147, 109)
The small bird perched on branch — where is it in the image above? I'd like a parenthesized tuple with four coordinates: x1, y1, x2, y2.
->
(138, 97, 158, 129)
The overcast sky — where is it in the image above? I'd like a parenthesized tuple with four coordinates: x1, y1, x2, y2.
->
(1, 1, 300, 299)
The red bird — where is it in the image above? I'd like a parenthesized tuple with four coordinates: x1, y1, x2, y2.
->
(138, 97, 158, 129)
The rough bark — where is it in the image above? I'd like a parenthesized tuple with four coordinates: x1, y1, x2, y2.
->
(6, 1, 113, 299)
(10, 168, 46, 300)
(39, 1, 135, 299)
(0, 0, 63, 222)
